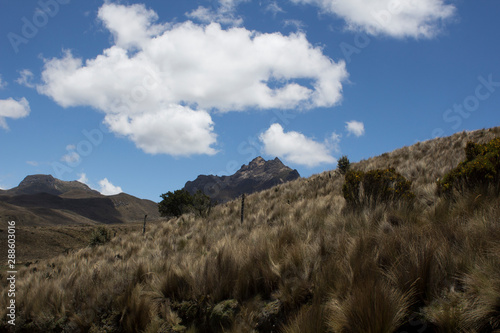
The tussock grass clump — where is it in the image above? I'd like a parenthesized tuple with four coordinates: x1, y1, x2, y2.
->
(281, 301, 328, 333)
(327, 278, 411, 333)
(2, 127, 500, 332)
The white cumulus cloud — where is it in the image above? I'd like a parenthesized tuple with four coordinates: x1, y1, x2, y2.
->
(16, 69, 35, 88)
(345, 120, 365, 137)
(104, 106, 217, 156)
(60, 145, 80, 164)
(77, 173, 89, 185)
(61, 151, 80, 164)
(37, 3, 347, 157)
(98, 3, 169, 50)
(77, 173, 122, 195)
(289, 0, 456, 38)
(259, 123, 337, 167)
(0, 97, 31, 130)
(98, 178, 123, 195)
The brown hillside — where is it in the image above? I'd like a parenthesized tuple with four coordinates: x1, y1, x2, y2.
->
(0, 175, 160, 226)
(1, 126, 500, 332)
(0, 175, 161, 263)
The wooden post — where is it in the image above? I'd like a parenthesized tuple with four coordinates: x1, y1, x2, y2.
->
(143, 214, 148, 234)
(240, 194, 245, 224)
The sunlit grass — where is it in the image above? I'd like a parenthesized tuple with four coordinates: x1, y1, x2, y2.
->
(1, 127, 499, 332)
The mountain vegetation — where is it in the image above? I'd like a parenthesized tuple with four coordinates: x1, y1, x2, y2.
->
(159, 190, 212, 218)
(336, 155, 350, 175)
(1, 127, 500, 332)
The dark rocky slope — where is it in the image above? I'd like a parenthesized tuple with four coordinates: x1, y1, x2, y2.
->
(184, 156, 300, 203)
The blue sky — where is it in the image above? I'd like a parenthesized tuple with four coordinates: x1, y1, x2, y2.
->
(0, 0, 499, 201)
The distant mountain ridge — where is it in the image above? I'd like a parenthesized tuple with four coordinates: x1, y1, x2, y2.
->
(0, 175, 159, 226)
(183, 156, 300, 203)
(3, 174, 101, 197)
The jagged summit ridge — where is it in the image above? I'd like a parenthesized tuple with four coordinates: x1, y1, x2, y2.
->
(183, 156, 300, 203)
(240, 156, 283, 172)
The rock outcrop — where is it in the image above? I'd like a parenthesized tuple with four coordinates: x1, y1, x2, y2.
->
(183, 157, 300, 203)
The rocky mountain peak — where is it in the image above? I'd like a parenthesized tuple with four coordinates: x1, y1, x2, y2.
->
(184, 156, 300, 203)
(19, 174, 56, 187)
(240, 156, 265, 172)
(239, 156, 286, 173)
(249, 156, 266, 166)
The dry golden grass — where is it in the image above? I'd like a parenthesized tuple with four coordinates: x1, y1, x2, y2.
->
(1, 126, 500, 332)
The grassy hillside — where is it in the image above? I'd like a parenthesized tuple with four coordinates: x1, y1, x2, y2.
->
(1, 127, 500, 332)
(0, 222, 155, 265)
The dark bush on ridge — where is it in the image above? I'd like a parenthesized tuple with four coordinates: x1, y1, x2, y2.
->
(438, 137, 500, 196)
(337, 155, 351, 175)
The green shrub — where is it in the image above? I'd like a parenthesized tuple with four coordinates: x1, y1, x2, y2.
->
(363, 168, 414, 205)
(342, 170, 363, 206)
(89, 226, 111, 246)
(159, 189, 195, 217)
(159, 189, 212, 218)
(438, 137, 500, 196)
(342, 168, 415, 208)
(465, 141, 484, 162)
(192, 190, 212, 217)
(337, 155, 351, 175)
